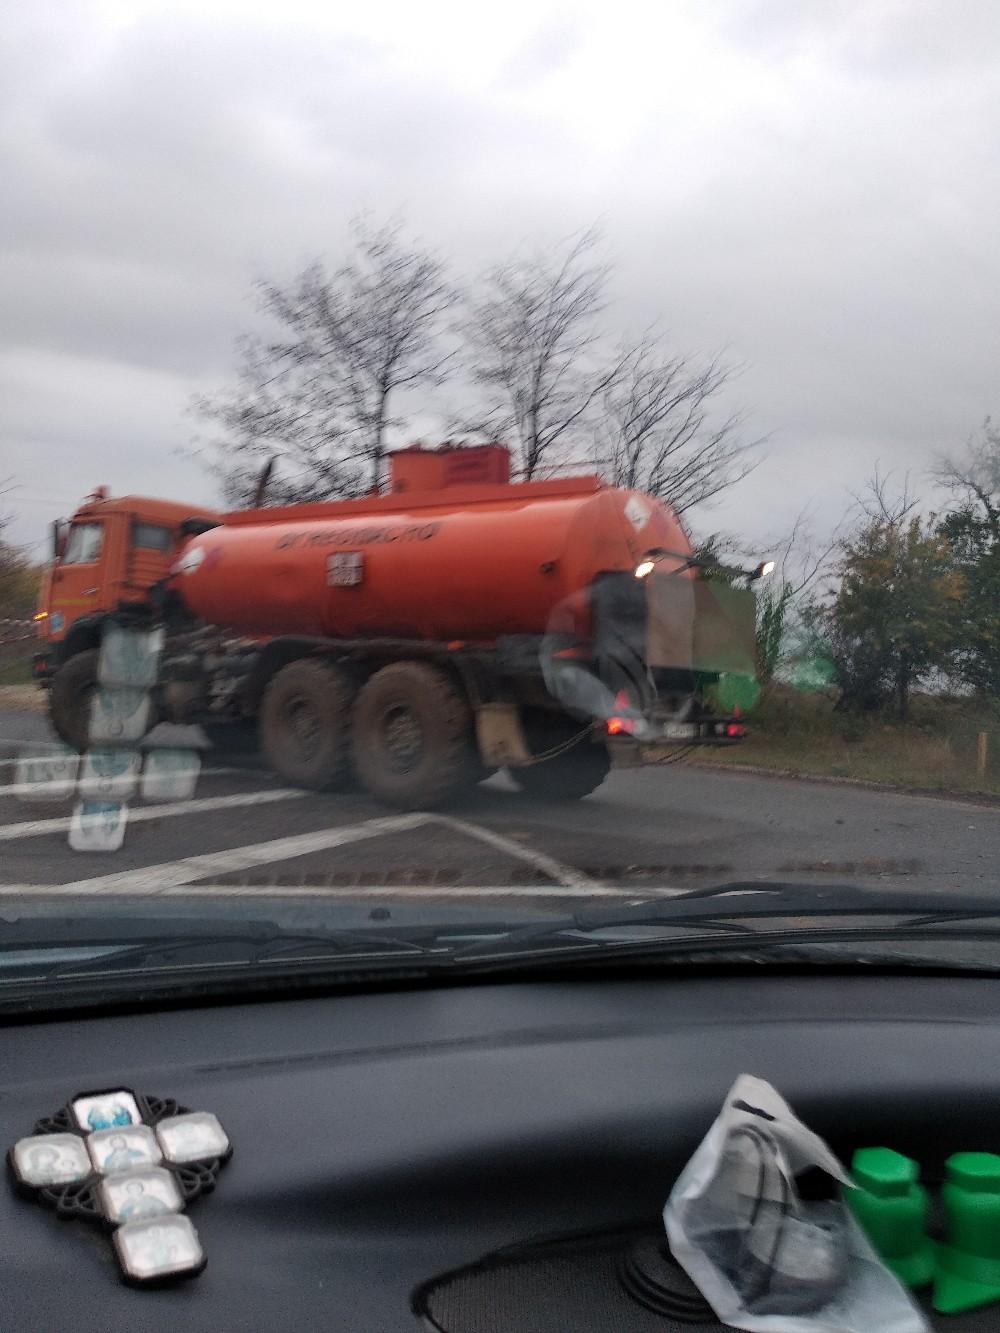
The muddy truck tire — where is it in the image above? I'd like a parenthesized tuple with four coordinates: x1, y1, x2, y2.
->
(512, 746, 610, 800)
(260, 659, 356, 790)
(351, 661, 474, 809)
(48, 649, 100, 752)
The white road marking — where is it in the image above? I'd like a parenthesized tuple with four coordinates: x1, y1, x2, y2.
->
(0, 752, 240, 770)
(39, 815, 431, 894)
(0, 803, 604, 894)
(424, 813, 603, 891)
(0, 741, 67, 757)
(0, 787, 305, 843)
(0, 882, 685, 899)
(0, 783, 72, 799)
(47, 810, 602, 895)
(0, 767, 260, 799)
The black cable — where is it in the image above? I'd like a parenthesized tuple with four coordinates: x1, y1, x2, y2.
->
(726, 1124, 793, 1306)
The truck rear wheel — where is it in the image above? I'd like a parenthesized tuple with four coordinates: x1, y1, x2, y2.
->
(351, 662, 473, 809)
(48, 649, 99, 752)
(260, 659, 355, 790)
(512, 746, 611, 801)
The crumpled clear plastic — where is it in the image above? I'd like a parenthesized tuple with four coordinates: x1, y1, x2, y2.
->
(663, 1075, 929, 1333)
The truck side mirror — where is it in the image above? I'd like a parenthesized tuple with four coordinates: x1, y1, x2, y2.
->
(51, 520, 67, 560)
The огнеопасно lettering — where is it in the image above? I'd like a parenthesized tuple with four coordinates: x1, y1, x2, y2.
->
(276, 522, 441, 550)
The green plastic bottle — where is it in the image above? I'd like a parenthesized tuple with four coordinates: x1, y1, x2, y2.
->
(847, 1147, 934, 1288)
(935, 1152, 1000, 1315)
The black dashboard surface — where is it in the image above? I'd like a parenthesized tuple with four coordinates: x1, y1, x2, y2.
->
(3, 973, 1000, 1331)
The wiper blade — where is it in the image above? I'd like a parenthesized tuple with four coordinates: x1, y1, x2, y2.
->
(0, 927, 443, 988)
(604, 880, 1000, 921)
(450, 923, 1000, 971)
(446, 881, 1000, 964)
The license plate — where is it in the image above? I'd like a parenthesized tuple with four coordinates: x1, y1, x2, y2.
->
(661, 722, 697, 740)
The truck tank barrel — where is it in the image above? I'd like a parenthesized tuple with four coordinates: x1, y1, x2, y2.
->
(168, 482, 694, 643)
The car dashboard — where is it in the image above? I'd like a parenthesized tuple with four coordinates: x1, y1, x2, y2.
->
(3, 971, 1000, 1331)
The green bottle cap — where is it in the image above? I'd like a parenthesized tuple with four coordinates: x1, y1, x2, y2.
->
(852, 1147, 918, 1198)
(935, 1152, 1000, 1314)
(947, 1153, 1000, 1194)
(847, 1147, 934, 1288)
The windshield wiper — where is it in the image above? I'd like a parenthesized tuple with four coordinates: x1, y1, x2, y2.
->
(0, 923, 448, 990)
(443, 882, 1000, 968)
(5, 884, 1000, 1003)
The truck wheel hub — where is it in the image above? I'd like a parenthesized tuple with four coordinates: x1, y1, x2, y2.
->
(382, 704, 423, 771)
(287, 697, 322, 757)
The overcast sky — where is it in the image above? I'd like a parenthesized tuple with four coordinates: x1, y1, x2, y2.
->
(3, 0, 998, 553)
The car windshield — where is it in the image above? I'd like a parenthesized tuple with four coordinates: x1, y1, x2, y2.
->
(2, 1, 1000, 1007)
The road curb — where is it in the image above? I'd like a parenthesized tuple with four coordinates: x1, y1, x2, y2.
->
(686, 758, 1000, 810)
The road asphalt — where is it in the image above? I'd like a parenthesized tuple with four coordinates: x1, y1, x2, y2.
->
(2, 708, 998, 908)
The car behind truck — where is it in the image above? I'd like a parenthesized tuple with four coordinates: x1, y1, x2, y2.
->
(34, 445, 760, 807)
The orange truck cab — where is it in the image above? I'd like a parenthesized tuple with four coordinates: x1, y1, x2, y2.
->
(33, 488, 220, 683)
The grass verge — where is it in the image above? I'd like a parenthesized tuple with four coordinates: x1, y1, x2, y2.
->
(691, 686, 1000, 797)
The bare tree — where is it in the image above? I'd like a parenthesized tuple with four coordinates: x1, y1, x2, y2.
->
(0, 482, 40, 623)
(768, 505, 845, 597)
(461, 229, 631, 479)
(850, 464, 920, 527)
(192, 217, 458, 504)
(934, 417, 1000, 539)
(729, 505, 843, 685)
(934, 419, 1000, 695)
(595, 336, 760, 512)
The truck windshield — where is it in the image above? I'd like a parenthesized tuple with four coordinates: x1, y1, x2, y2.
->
(62, 523, 103, 565)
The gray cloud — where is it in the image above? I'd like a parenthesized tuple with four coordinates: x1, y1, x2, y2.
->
(3, 0, 998, 555)
(495, 15, 583, 89)
(722, 0, 1000, 76)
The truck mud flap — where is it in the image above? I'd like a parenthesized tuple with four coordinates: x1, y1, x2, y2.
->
(475, 703, 532, 767)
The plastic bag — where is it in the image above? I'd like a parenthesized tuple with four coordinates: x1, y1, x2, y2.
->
(663, 1075, 929, 1333)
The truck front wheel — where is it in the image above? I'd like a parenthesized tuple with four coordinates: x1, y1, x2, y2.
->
(511, 746, 611, 801)
(260, 659, 355, 790)
(48, 649, 99, 752)
(351, 662, 473, 809)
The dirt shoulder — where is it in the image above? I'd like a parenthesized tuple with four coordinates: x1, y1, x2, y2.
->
(686, 751, 1000, 808)
(689, 729, 1000, 802)
(0, 685, 44, 713)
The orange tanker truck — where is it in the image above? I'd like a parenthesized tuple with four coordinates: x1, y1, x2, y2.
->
(34, 444, 762, 807)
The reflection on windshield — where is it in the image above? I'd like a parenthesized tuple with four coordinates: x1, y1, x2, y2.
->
(1, 3, 999, 998)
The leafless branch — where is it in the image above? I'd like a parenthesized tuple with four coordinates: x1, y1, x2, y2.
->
(459, 227, 622, 478)
(762, 503, 849, 597)
(850, 465, 919, 526)
(594, 335, 762, 512)
(191, 216, 459, 502)
(933, 416, 1000, 539)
